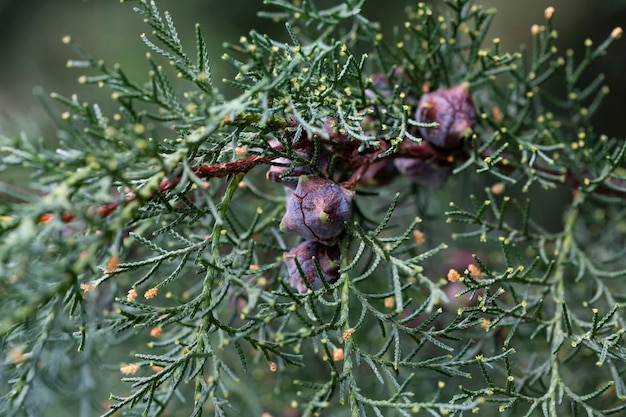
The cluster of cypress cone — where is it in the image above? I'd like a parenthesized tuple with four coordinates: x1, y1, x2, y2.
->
(267, 78, 476, 293)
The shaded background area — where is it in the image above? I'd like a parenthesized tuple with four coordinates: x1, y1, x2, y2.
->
(0, 0, 624, 139)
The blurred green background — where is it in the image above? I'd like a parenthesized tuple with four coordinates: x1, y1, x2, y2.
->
(0, 0, 624, 140)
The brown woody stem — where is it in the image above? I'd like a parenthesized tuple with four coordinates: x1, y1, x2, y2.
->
(36, 139, 626, 223)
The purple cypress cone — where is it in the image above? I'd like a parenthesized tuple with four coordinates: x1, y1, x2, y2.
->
(281, 176, 353, 245)
(266, 157, 315, 188)
(284, 241, 341, 293)
(365, 68, 411, 100)
(266, 138, 331, 188)
(365, 72, 393, 100)
(358, 159, 399, 187)
(415, 82, 476, 149)
(394, 158, 452, 189)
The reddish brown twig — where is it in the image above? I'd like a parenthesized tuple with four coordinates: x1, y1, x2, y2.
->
(37, 137, 626, 225)
(93, 154, 274, 219)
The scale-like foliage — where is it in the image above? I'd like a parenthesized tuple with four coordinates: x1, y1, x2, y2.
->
(1, 1, 625, 416)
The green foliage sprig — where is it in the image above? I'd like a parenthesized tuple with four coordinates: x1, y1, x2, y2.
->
(1, 1, 626, 416)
